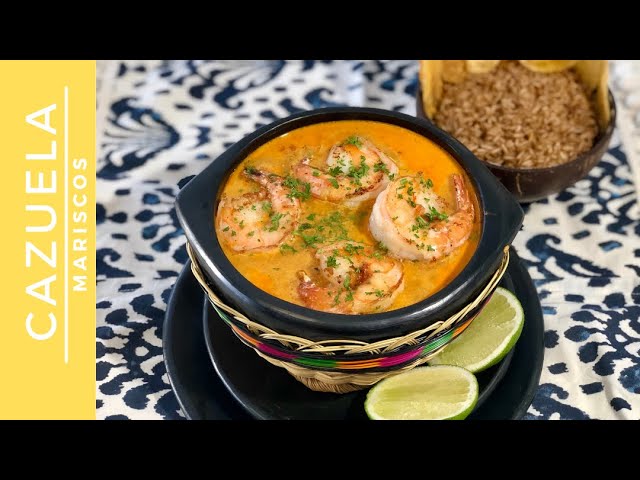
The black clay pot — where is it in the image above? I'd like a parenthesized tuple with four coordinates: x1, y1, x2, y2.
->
(176, 107, 524, 342)
(415, 87, 617, 203)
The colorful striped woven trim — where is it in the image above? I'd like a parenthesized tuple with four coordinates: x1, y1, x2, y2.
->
(210, 302, 480, 373)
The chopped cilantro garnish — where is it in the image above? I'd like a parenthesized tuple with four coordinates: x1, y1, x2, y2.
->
(343, 275, 354, 302)
(333, 291, 341, 305)
(417, 174, 434, 189)
(414, 216, 430, 230)
(344, 243, 365, 256)
(365, 289, 385, 298)
(283, 176, 312, 201)
(346, 159, 370, 186)
(373, 161, 390, 175)
(343, 136, 363, 148)
(411, 206, 448, 235)
(279, 244, 297, 254)
(267, 212, 286, 232)
(427, 206, 449, 222)
(326, 255, 338, 268)
(293, 211, 351, 248)
(298, 234, 324, 247)
(328, 165, 343, 177)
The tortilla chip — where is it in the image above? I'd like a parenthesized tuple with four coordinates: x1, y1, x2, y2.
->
(466, 60, 501, 74)
(419, 60, 443, 118)
(518, 60, 579, 73)
(441, 60, 466, 83)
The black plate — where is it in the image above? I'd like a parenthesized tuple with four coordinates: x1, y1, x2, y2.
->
(163, 262, 251, 420)
(163, 248, 543, 420)
(205, 250, 518, 420)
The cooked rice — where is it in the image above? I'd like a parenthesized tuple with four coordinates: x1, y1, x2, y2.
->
(433, 61, 599, 169)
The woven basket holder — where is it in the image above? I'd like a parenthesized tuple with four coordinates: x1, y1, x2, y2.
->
(188, 243, 510, 394)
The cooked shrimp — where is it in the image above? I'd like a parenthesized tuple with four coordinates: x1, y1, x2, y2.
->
(292, 136, 398, 207)
(369, 174, 474, 262)
(297, 241, 404, 314)
(216, 168, 301, 252)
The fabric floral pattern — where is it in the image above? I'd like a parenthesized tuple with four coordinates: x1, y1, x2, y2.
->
(96, 60, 639, 420)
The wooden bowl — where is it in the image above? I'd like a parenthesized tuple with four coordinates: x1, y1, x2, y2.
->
(416, 86, 617, 203)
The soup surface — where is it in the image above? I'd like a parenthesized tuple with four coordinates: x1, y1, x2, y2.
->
(215, 120, 481, 313)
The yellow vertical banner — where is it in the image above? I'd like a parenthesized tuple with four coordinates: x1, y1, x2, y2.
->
(0, 61, 96, 419)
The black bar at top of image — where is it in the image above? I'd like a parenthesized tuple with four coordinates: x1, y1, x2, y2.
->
(1, 12, 638, 60)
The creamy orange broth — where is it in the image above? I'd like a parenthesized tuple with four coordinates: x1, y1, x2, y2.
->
(216, 120, 481, 312)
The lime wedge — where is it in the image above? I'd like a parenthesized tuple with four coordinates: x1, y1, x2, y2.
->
(430, 287, 524, 373)
(365, 366, 478, 420)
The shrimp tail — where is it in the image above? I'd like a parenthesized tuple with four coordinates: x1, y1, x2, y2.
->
(452, 174, 472, 213)
(243, 166, 274, 187)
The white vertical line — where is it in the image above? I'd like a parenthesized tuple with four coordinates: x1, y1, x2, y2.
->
(64, 86, 69, 364)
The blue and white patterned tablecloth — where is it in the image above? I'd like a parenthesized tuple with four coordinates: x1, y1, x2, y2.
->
(96, 60, 640, 420)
